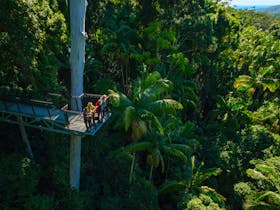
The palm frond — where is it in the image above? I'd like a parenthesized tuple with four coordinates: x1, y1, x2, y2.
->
(123, 106, 136, 131)
(183, 86, 199, 105)
(123, 141, 153, 153)
(200, 186, 227, 204)
(142, 78, 173, 102)
(143, 71, 162, 89)
(139, 109, 164, 135)
(108, 89, 132, 108)
(161, 145, 188, 164)
(146, 99, 183, 115)
(195, 168, 222, 186)
(159, 180, 186, 195)
(169, 144, 191, 153)
(256, 191, 280, 205)
(184, 80, 197, 89)
(162, 115, 182, 131)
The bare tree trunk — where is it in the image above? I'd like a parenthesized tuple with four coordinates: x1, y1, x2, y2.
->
(129, 153, 135, 185)
(69, 0, 87, 190)
(18, 117, 34, 160)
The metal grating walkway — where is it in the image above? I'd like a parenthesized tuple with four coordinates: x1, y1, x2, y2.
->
(0, 97, 111, 136)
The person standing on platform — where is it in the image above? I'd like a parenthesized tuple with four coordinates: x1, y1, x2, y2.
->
(100, 95, 107, 119)
(86, 102, 95, 130)
(83, 107, 89, 130)
(95, 99, 101, 122)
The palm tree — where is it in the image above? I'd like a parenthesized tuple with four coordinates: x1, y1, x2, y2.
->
(109, 71, 183, 183)
(159, 156, 223, 207)
(123, 130, 190, 181)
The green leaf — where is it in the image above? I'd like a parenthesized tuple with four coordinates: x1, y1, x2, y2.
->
(123, 106, 136, 131)
(247, 169, 267, 180)
(143, 71, 161, 88)
(132, 78, 142, 102)
(195, 168, 222, 186)
(200, 186, 226, 203)
(234, 75, 253, 91)
(262, 79, 279, 92)
(255, 164, 276, 174)
(258, 66, 274, 77)
(231, 102, 245, 111)
(256, 191, 280, 205)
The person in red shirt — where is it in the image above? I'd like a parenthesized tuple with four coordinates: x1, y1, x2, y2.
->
(95, 99, 101, 122)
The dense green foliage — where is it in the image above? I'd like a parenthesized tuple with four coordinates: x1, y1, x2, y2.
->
(0, 0, 68, 98)
(264, 5, 280, 20)
(0, 0, 279, 209)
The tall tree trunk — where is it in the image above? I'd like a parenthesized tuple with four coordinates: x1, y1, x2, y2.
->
(18, 117, 34, 160)
(69, 0, 87, 190)
(69, 135, 81, 189)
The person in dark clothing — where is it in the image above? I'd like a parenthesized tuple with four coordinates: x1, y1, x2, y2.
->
(83, 107, 89, 130)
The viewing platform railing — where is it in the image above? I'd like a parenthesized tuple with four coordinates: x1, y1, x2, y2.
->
(0, 93, 111, 135)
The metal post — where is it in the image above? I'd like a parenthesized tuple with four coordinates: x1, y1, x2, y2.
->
(18, 116, 34, 160)
(75, 97, 79, 111)
(47, 108, 52, 119)
(31, 104, 36, 115)
(16, 102, 21, 113)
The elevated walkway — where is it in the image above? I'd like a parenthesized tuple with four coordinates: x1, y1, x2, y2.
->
(0, 94, 111, 136)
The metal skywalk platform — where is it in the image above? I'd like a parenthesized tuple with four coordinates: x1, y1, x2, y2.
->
(0, 94, 111, 136)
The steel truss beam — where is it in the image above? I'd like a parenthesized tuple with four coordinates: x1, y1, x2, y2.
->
(0, 111, 84, 136)
(0, 111, 111, 136)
